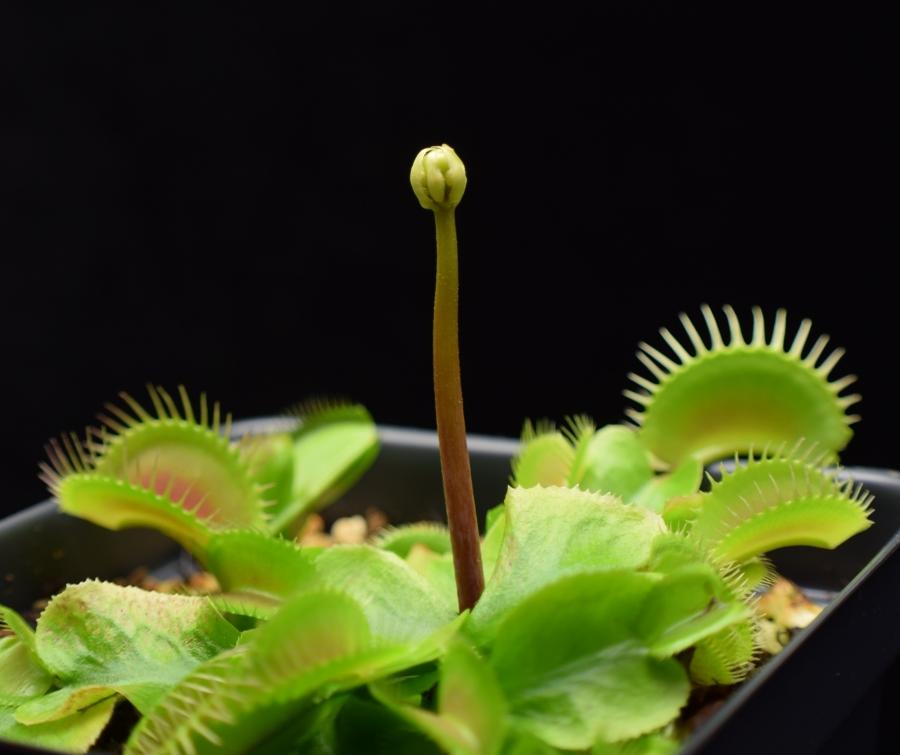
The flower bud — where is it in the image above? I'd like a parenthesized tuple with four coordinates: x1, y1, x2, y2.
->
(410, 144, 467, 210)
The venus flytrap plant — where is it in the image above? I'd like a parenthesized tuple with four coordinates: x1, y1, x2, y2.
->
(505, 305, 874, 698)
(683, 447, 873, 564)
(624, 304, 860, 465)
(37, 389, 379, 566)
(0, 145, 880, 755)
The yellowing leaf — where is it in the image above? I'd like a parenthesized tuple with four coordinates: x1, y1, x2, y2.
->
(35, 581, 239, 715)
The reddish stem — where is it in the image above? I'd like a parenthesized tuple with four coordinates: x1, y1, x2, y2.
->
(432, 207, 484, 612)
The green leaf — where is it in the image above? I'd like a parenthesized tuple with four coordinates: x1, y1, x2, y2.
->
(14, 686, 115, 725)
(126, 590, 463, 755)
(313, 546, 458, 642)
(626, 306, 857, 465)
(469, 486, 664, 643)
(646, 534, 761, 685)
(484, 504, 505, 533)
(372, 641, 508, 755)
(43, 388, 268, 532)
(238, 590, 384, 705)
(126, 591, 376, 755)
(0, 637, 52, 705)
(405, 548, 458, 611)
(243, 432, 295, 511)
(647, 531, 757, 603)
(434, 641, 509, 753)
(124, 650, 244, 755)
(491, 572, 689, 749)
(736, 556, 775, 591)
(689, 623, 757, 685)
(270, 403, 379, 534)
(567, 425, 653, 502)
(645, 531, 707, 573)
(208, 591, 283, 620)
(0, 697, 116, 754)
(480, 508, 507, 583)
(593, 732, 680, 754)
(35, 581, 240, 714)
(274, 695, 349, 755)
(661, 492, 705, 531)
(330, 696, 444, 755)
(500, 730, 564, 754)
(637, 565, 750, 658)
(375, 523, 452, 558)
(512, 422, 573, 488)
(632, 457, 703, 514)
(0, 604, 40, 658)
(0, 604, 52, 704)
(205, 529, 316, 597)
(55, 474, 215, 557)
(690, 454, 873, 562)
(91, 421, 267, 530)
(561, 415, 598, 485)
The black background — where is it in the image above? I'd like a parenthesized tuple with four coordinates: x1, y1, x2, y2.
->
(1, 4, 895, 515)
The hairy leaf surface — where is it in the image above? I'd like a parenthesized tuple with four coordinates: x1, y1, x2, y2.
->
(35, 581, 239, 714)
(313, 546, 458, 641)
(205, 529, 316, 597)
(469, 486, 664, 643)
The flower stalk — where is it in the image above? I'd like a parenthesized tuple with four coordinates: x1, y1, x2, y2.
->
(411, 144, 484, 611)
